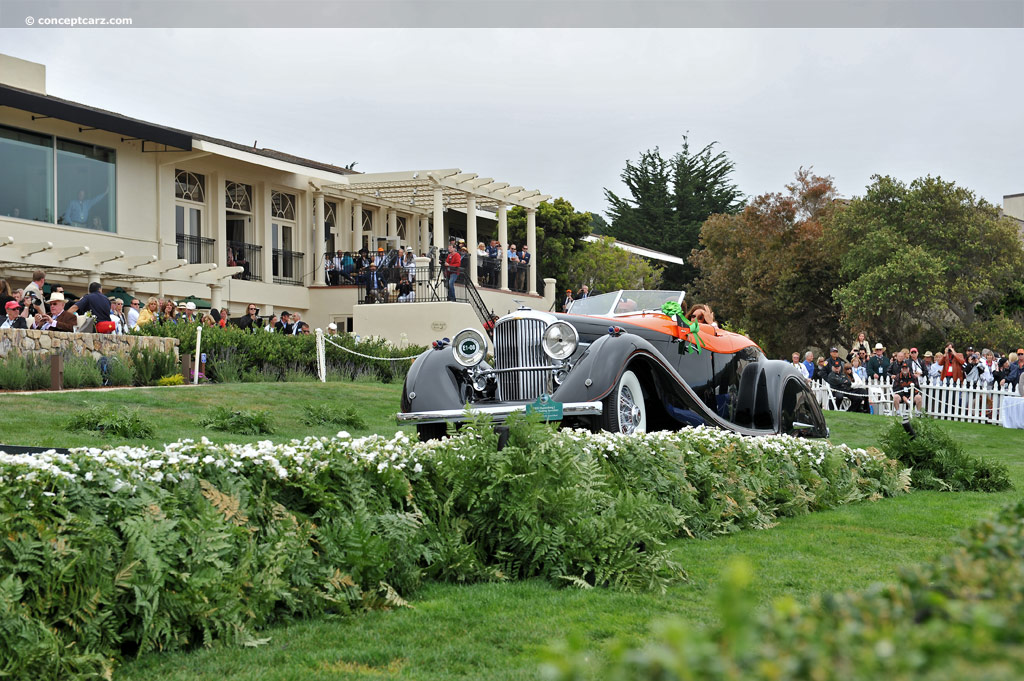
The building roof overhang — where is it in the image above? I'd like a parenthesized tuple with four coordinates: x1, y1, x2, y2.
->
(323, 169, 551, 214)
(0, 84, 193, 151)
(0, 236, 242, 285)
(581, 235, 686, 265)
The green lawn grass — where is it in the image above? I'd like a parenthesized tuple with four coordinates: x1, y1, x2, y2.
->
(1, 385, 1020, 680)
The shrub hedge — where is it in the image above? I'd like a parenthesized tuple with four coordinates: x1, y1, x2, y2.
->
(544, 500, 1024, 681)
(133, 322, 423, 383)
(880, 417, 1012, 492)
(0, 419, 909, 678)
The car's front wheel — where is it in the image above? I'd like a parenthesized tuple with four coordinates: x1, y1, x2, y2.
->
(602, 369, 647, 434)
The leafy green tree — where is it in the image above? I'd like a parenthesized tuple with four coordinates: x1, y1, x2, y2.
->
(507, 197, 592, 293)
(828, 175, 1024, 343)
(691, 169, 842, 356)
(566, 237, 663, 296)
(605, 136, 744, 289)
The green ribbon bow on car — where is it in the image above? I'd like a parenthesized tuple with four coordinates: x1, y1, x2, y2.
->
(660, 301, 704, 354)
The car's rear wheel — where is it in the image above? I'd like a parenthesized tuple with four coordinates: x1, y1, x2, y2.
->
(602, 369, 647, 434)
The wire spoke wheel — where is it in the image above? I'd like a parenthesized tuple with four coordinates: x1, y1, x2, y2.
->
(603, 369, 647, 435)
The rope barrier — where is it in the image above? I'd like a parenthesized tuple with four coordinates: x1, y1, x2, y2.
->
(322, 334, 422, 362)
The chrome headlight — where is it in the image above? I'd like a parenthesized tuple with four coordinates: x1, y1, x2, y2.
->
(542, 321, 578, 361)
(452, 328, 487, 367)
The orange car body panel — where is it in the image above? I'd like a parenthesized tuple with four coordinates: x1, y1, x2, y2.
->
(583, 313, 759, 355)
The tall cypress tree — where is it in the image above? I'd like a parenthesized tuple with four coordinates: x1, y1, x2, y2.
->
(604, 136, 743, 290)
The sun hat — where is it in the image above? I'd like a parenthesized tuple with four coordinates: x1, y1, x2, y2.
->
(874, 343, 884, 350)
(328, 322, 338, 330)
(48, 292, 65, 303)
(185, 301, 197, 311)
(924, 351, 933, 357)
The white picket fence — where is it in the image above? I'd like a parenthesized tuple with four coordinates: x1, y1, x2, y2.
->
(812, 377, 1019, 426)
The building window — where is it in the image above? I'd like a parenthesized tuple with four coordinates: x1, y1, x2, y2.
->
(57, 139, 116, 232)
(0, 123, 116, 231)
(174, 170, 210, 264)
(225, 181, 252, 212)
(0, 125, 53, 224)
(361, 208, 372, 231)
(271, 190, 296, 221)
(397, 215, 407, 240)
(175, 170, 205, 202)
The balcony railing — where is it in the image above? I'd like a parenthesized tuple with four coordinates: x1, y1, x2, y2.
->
(273, 249, 305, 286)
(476, 259, 531, 293)
(176, 233, 215, 265)
(228, 240, 262, 282)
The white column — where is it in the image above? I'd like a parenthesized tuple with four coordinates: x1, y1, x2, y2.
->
(387, 209, 397, 247)
(432, 187, 444, 252)
(208, 283, 224, 311)
(420, 215, 430, 255)
(466, 196, 478, 285)
(353, 201, 363, 252)
(498, 203, 509, 291)
(526, 207, 537, 295)
(212, 172, 226, 269)
(341, 198, 353, 252)
(261, 183, 273, 284)
(314, 193, 326, 286)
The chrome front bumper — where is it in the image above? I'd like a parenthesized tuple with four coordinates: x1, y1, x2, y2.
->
(396, 401, 603, 425)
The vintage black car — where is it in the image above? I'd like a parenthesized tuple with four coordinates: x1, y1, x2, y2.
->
(398, 290, 829, 440)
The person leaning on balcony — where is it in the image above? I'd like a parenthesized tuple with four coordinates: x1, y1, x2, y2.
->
(138, 297, 159, 326)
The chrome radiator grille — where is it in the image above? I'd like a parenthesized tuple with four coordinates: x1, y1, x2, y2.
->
(494, 318, 550, 401)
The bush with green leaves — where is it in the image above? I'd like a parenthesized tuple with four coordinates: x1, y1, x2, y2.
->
(0, 420, 910, 679)
(197, 406, 275, 435)
(67, 406, 155, 439)
(61, 355, 103, 389)
(103, 354, 136, 387)
(0, 353, 50, 391)
(133, 323, 421, 383)
(129, 345, 179, 386)
(544, 500, 1024, 681)
(300, 403, 367, 429)
(880, 417, 1012, 491)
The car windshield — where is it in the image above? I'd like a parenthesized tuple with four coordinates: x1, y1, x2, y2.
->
(568, 290, 685, 317)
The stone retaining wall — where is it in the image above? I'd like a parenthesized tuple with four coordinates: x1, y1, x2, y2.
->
(0, 329, 178, 360)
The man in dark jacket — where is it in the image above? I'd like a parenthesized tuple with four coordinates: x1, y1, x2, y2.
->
(865, 343, 890, 381)
(892, 361, 923, 414)
(1, 300, 28, 329)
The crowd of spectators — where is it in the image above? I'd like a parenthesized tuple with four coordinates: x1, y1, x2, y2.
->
(792, 334, 1024, 406)
(322, 239, 532, 302)
(0, 271, 320, 337)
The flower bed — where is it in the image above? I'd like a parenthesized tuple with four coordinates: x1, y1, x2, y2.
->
(0, 419, 909, 678)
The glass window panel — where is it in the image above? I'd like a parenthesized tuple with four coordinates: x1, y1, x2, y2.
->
(271, 190, 296, 220)
(175, 204, 185, 236)
(0, 124, 54, 224)
(175, 170, 205, 202)
(57, 138, 115, 232)
(190, 207, 201, 236)
(226, 182, 252, 212)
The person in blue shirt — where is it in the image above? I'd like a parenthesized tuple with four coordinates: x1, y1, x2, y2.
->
(62, 188, 109, 227)
(802, 351, 815, 380)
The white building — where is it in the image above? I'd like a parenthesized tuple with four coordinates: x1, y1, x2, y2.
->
(0, 54, 555, 344)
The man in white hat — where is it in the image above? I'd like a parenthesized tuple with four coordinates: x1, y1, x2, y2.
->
(327, 322, 339, 336)
(866, 342, 890, 379)
(37, 291, 66, 330)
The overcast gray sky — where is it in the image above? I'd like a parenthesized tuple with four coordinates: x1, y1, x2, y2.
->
(2, 29, 1021, 215)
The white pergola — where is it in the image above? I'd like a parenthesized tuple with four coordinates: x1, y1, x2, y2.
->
(320, 169, 550, 295)
(0, 237, 242, 308)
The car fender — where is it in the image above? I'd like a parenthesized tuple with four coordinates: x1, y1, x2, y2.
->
(552, 332, 663, 403)
(401, 347, 478, 413)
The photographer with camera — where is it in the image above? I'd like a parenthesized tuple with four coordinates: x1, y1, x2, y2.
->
(444, 236, 461, 302)
(936, 343, 966, 383)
